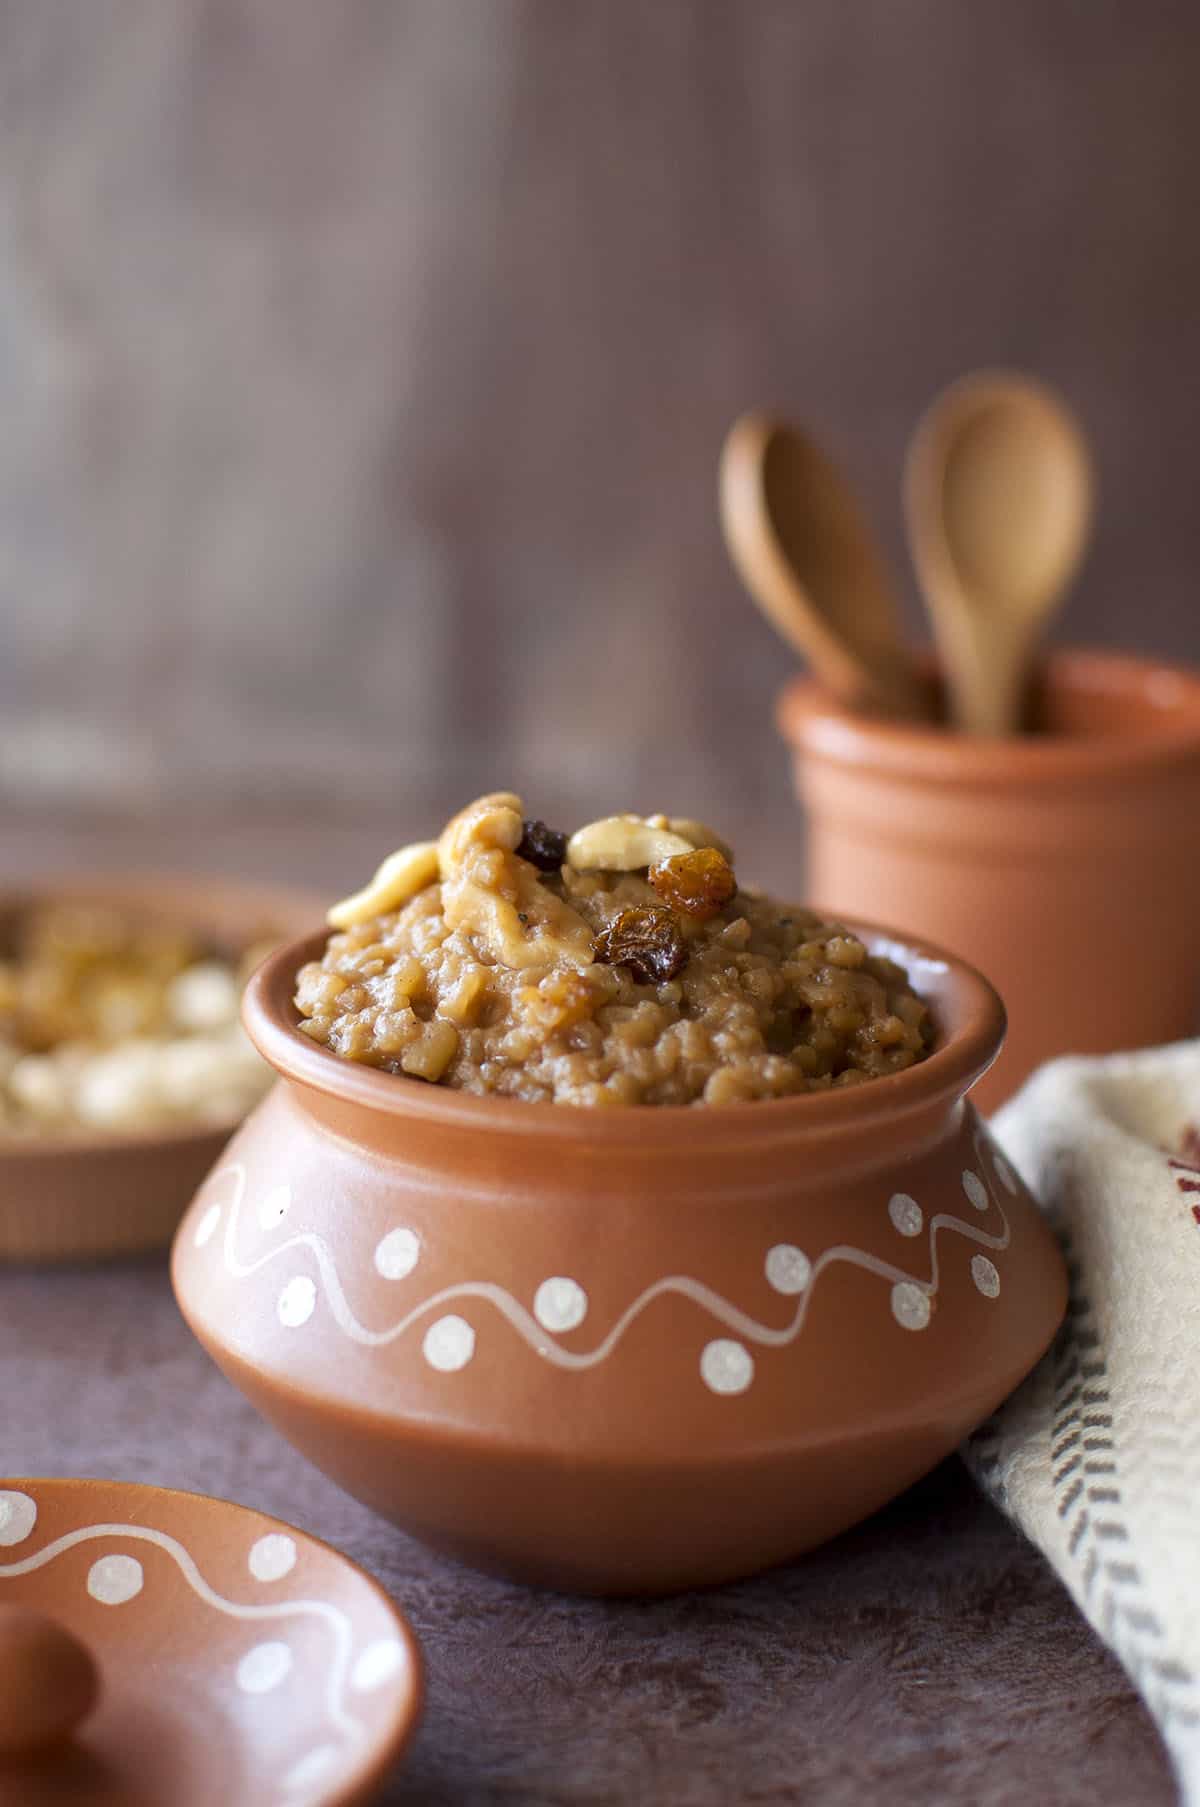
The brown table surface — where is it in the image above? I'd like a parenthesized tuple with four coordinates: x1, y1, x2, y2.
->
(0, 808, 1177, 1805)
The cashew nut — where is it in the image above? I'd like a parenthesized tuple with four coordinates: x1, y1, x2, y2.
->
(327, 841, 440, 930)
(660, 817, 734, 863)
(437, 792, 524, 875)
(565, 815, 695, 872)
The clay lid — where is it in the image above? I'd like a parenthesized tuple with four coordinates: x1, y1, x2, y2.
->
(0, 1478, 422, 1805)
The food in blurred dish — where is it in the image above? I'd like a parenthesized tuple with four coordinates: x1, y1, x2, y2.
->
(294, 792, 933, 1107)
(0, 903, 275, 1135)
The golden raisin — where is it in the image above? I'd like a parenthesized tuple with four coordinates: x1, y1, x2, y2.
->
(648, 847, 737, 921)
(593, 906, 687, 984)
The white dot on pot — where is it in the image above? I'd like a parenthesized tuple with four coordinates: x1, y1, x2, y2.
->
(533, 1277, 588, 1333)
(700, 1339, 755, 1395)
(765, 1244, 811, 1295)
(994, 1153, 1020, 1195)
(277, 1276, 316, 1328)
(962, 1170, 989, 1213)
(373, 1227, 420, 1281)
(422, 1315, 475, 1372)
(256, 1185, 291, 1231)
(891, 1282, 931, 1332)
(888, 1194, 924, 1238)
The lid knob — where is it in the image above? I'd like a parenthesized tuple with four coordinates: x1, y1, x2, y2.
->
(0, 1602, 100, 1758)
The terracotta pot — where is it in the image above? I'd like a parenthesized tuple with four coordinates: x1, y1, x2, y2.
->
(0, 875, 323, 1263)
(778, 648, 1200, 1115)
(173, 923, 1065, 1597)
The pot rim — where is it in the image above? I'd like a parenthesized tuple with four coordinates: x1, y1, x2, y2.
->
(242, 917, 1006, 1149)
(777, 646, 1200, 786)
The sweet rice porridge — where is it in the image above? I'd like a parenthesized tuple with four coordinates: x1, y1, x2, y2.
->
(295, 794, 933, 1107)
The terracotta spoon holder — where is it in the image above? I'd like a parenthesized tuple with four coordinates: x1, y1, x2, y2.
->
(779, 647, 1200, 1113)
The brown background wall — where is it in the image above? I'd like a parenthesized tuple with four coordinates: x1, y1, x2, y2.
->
(1, 0, 1198, 830)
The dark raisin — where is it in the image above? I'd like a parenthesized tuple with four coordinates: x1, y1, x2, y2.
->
(516, 818, 568, 871)
(648, 847, 737, 921)
(517, 912, 529, 924)
(593, 905, 687, 984)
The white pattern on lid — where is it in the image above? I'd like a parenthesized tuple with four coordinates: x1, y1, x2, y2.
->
(0, 1506, 392, 1792)
(0, 1491, 36, 1547)
(237, 1639, 293, 1694)
(87, 1554, 144, 1605)
(351, 1638, 406, 1692)
(248, 1533, 297, 1582)
(283, 1744, 340, 1791)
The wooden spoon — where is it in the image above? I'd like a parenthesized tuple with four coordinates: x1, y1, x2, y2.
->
(904, 372, 1093, 735)
(719, 413, 923, 717)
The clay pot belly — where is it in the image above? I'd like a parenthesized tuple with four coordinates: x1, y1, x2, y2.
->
(207, 1355, 970, 1596)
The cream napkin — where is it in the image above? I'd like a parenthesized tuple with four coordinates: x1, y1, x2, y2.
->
(965, 1039, 1200, 1801)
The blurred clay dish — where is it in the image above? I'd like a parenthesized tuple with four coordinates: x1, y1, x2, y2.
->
(0, 875, 321, 1263)
(1, 899, 275, 1136)
(0, 1476, 422, 1805)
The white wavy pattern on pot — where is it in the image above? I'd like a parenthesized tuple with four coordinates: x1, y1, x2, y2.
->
(203, 1157, 1011, 1365)
(0, 1517, 366, 1748)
